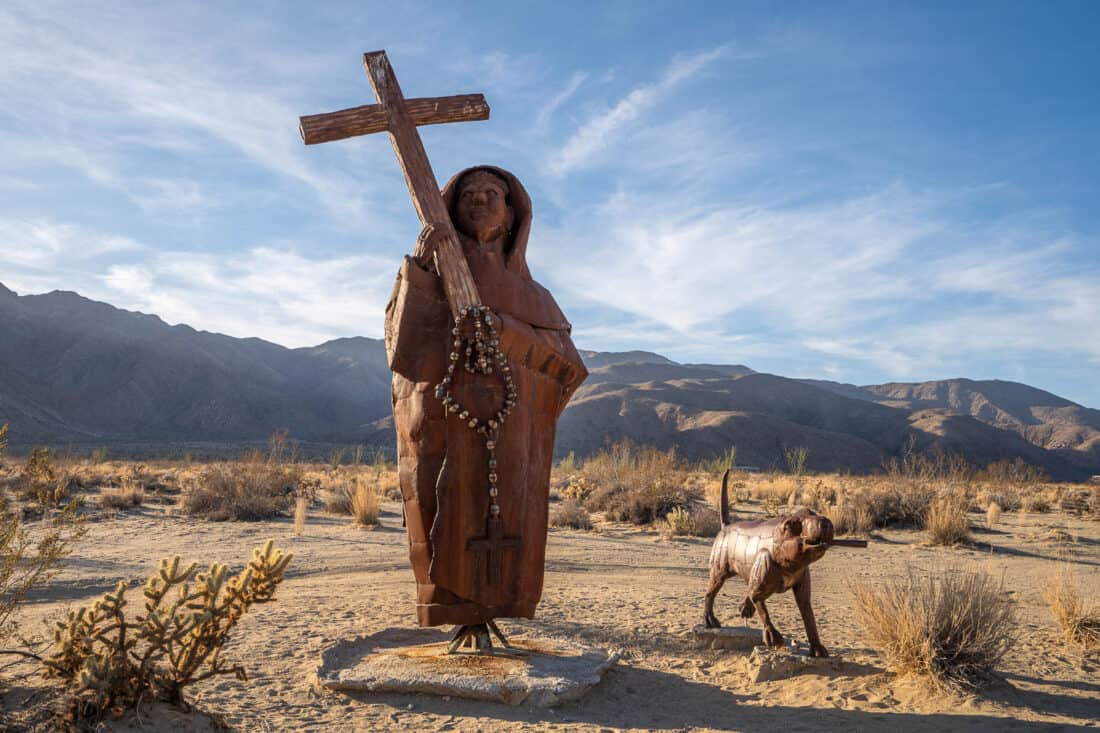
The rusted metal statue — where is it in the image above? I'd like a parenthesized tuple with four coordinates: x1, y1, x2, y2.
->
(300, 52, 586, 654)
(704, 471, 867, 657)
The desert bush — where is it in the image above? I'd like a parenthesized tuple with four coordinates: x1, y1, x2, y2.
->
(100, 480, 144, 510)
(826, 501, 875, 536)
(0, 427, 86, 648)
(323, 480, 355, 515)
(924, 494, 971, 546)
(180, 451, 300, 520)
(350, 476, 380, 527)
(852, 566, 1016, 690)
(294, 495, 308, 536)
(549, 500, 592, 530)
(581, 442, 697, 524)
(44, 541, 292, 722)
(699, 445, 738, 475)
(986, 502, 1002, 528)
(1043, 566, 1100, 653)
(664, 505, 721, 538)
(784, 446, 809, 477)
(555, 450, 577, 475)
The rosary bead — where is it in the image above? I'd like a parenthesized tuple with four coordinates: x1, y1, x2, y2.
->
(490, 504, 500, 516)
(489, 487, 498, 497)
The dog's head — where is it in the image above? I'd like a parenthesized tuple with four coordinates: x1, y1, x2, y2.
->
(776, 509, 835, 565)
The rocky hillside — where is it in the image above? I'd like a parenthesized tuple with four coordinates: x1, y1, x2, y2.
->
(1, 283, 1096, 479)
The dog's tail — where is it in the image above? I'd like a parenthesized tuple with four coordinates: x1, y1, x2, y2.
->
(720, 469, 732, 526)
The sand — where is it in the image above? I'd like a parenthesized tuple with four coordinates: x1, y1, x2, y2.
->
(4, 499, 1099, 731)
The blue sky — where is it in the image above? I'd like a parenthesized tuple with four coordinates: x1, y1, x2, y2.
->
(2, 2, 1098, 406)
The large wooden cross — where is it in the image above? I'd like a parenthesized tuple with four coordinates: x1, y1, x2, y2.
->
(299, 50, 488, 316)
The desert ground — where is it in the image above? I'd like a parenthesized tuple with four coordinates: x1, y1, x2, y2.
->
(2, 458, 1099, 732)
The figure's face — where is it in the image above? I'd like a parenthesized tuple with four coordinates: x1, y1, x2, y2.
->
(455, 175, 512, 243)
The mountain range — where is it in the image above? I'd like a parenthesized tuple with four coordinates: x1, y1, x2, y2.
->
(1, 283, 1097, 480)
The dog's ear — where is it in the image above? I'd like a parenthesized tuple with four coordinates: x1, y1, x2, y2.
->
(779, 516, 803, 538)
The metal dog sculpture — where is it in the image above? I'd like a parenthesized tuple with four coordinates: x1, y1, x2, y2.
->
(704, 470, 866, 657)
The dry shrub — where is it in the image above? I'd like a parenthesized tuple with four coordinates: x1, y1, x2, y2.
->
(664, 505, 721, 538)
(549, 500, 592, 530)
(985, 502, 1002, 528)
(294, 495, 308, 536)
(350, 476, 380, 527)
(826, 501, 875, 536)
(180, 452, 299, 520)
(100, 480, 144, 510)
(323, 480, 355, 515)
(924, 494, 971, 546)
(1043, 566, 1100, 653)
(852, 566, 1016, 690)
(581, 442, 697, 524)
(560, 476, 593, 504)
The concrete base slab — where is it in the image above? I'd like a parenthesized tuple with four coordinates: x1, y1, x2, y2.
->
(315, 627, 619, 707)
(693, 625, 764, 651)
(746, 645, 842, 683)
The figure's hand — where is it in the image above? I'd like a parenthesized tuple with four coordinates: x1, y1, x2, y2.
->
(414, 223, 455, 270)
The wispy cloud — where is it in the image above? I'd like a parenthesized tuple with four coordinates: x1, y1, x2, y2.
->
(548, 47, 726, 176)
(535, 71, 588, 130)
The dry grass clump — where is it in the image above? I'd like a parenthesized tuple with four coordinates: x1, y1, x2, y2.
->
(350, 476, 380, 527)
(100, 480, 145, 510)
(180, 451, 300, 521)
(852, 566, 1016, 690)
(549, 500, 592, 530)
(323, 480, 356, 515)
(1043, 566, 1100, 653)
(826, 500, 875, 536)
(924, 494, 971, 546)
(664, 505, 722, 538)
(985, 501, 1002, 528)
(581, 442, 698, 524)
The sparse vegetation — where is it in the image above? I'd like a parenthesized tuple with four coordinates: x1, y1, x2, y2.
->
(44, 541, 292, 723)
(924, 494, 971, 546)
(350, 476, 380, 527)
(1043, 565, 1100, 653)
(663, 505, 721, 538)
(0, 425, 86, 649)
(852, 566, 1016, 690)
(99, 480, 144, 510)
(180, 450, 300, 521)
(581, 442, 698, 524)
(986, 501, 1002, 528)
(549, 500, 592, 530)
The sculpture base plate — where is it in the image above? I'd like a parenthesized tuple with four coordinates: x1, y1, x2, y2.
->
(692, 625, 762, 651)
(315, 627, 619, 707)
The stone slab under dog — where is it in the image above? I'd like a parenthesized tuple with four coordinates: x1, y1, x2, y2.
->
(745, 645, 842, 683)
(692, 625, 762, 651)
(315, 627, 618, 707)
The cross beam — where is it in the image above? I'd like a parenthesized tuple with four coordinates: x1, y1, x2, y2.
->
(299, 50, 488, 316)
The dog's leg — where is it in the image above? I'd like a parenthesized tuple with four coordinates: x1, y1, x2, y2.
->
(752, 597, 784, 647)
(792, 569, 828, 657)
(739, 596, 755, 618)
(748, 550, 784, 647)
(703, 570, 729, 628)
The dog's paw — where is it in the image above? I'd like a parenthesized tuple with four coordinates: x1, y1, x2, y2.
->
(763, 626, 784, 648)
(809, 643, 829, 658)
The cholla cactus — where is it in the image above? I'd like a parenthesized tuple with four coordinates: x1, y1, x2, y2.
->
(45, 541, 292, 721)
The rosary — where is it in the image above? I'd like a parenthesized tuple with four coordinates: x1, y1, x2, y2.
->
(434, 305, 517, 520)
